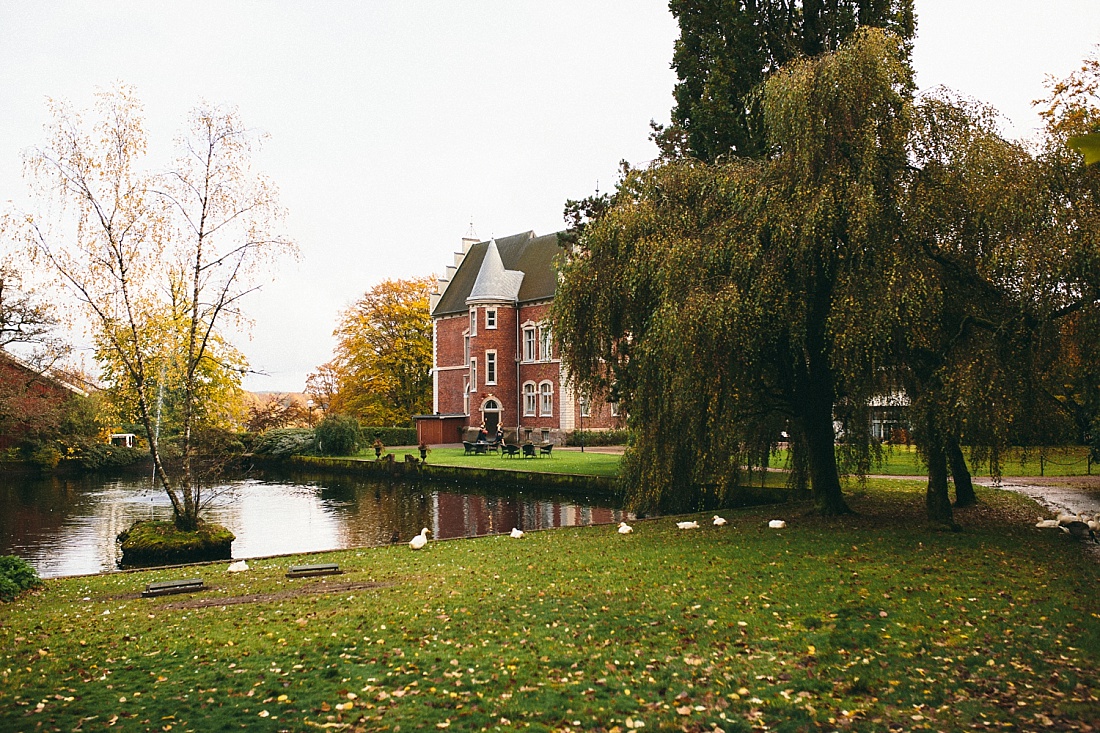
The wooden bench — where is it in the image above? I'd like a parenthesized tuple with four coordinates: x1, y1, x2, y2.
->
(142, 578, 205, 598)
(285, 563, 343, 579)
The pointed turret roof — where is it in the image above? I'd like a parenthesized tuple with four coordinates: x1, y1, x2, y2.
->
(432, 231, 562, 317)
(466, 238, 525, 304)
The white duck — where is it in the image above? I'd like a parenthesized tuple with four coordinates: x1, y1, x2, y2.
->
(618, 521, 633, 534)
(227, 560, 249, 573)
(510, 527, 525, 539)
(676, 520, 699, 530)
(768, 519, 787, 529)
(1035, 518, 1061, 528)
(409, 527, 431, 550)
(713, 515, 728, 526)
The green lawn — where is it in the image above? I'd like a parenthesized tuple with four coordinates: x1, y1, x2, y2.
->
(376, 446, 624, 478)
(765, 444, 1098, 478)
(2, 479, 1097, 732)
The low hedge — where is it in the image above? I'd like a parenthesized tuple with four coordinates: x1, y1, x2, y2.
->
(69, 443, 147, 471)
(362, 426, 417, 446)
(567, 429, 631, 447)
(252, 428, 316, 456)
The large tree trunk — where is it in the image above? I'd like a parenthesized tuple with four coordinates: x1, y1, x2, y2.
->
(923, 418, 959, 530)
(802, 378, 852, 515)
(947, 437, 977, 507)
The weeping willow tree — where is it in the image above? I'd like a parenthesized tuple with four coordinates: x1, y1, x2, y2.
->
(554, 30, 914, 514)
(901, 92, 1063, 528)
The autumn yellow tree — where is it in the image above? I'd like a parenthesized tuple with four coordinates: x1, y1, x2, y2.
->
(325, 277, 433, 426)
(25, 85, 295, 530)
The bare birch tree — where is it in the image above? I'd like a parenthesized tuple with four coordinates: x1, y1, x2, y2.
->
(24, 84, 295, 530)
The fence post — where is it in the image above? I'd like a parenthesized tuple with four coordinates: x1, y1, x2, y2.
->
(1040, 455, 1045, 476)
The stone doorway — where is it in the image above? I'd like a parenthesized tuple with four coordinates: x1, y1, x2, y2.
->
(482, 398, 501, 435)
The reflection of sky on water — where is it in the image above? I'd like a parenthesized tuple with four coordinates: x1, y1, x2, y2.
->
(0, 473, 628, 578)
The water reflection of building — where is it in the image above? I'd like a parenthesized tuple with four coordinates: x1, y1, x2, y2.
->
(432, 491, 626, 541)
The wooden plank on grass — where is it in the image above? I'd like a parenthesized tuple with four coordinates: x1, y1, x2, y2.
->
(286, 563, 343, 578)
(142, 578, 205, 598)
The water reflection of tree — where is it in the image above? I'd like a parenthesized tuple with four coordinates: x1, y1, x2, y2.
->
(272, 470, 629, 545)
(2, 470, 633, 576)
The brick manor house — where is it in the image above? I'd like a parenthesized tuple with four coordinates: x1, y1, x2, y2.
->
(415, 230, 622, 446)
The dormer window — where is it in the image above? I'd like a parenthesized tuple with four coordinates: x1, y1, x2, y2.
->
(486, 308, 497, 329)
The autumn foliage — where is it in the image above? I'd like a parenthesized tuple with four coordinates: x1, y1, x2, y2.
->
(310, 277, 434, 427)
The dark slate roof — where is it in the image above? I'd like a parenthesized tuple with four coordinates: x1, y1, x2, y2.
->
(467, 239, 525, 303)
(432, 230, 562, 317)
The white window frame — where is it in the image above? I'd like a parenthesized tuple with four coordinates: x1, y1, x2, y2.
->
(469, 358, 477, 392)
(523, 327, 536, 362)
(539, 381, 554, 417)
(486, 307, 497, 330)
(610, 401, 620, 417)
(463, 377, 470, 415)
(469, 308, 477, 336)
(463, 333, 470, 363)
(485, 350, 497, 385)
(523, 381, 537, 416)
(538, 326, 552, 362)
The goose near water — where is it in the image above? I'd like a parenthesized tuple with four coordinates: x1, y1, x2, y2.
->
(618, 521, 633, 534)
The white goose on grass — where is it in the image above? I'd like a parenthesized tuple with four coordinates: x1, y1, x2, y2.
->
(618, 521, 633, 534)
(227, 560, 249, 573)
(510, 527, 525, 539)
(713, 515, 728, 526)
(409, 528, 431, 550)
(676, 520, 699, 530)
(768, 519, 787, 529)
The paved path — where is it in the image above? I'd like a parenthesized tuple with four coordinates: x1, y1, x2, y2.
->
(973, 477, 1100, 518)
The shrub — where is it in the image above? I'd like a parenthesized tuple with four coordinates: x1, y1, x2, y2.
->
(28, 444, 61, 470)
(252, 428, 316, 456)
(362, 426, 418, 446)
(315, 415, 361, 456)
(191, 426, 247, 456)
(68, 442, 147, 471)
(0, 555, 42, 602)
(567, 429, 631, 447)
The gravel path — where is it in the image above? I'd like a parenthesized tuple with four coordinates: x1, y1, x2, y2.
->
(973, 476, 1100, 518)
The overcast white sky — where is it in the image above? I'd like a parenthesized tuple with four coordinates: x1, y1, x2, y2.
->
(1, 2, 1097, 393)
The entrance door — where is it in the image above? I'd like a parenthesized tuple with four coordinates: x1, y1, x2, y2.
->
(482, 399, 500, 435)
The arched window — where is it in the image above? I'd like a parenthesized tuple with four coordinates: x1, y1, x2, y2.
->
(523, 382, 537, 416)
(539, 381, 554, 417)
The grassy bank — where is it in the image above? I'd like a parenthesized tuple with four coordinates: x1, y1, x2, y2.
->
(773, 444, 1096, 478)
(1, 480, 1097, 732)
(383, 447, 623, 478)
(372, 444, 1096, 480)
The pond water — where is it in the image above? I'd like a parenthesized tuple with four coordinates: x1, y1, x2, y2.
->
(0, 469, 628, 578)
